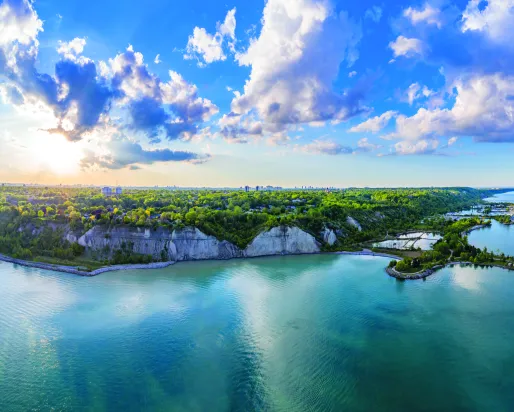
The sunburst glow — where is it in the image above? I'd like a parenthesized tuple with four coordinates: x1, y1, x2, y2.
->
(30, 133, 83, 175)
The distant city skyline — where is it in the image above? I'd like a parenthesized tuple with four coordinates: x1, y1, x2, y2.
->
(1, 0, 514, 187)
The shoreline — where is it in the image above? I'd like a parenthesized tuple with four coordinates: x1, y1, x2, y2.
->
(387, 260, 514, 280)
(2, 249, 512, 280)
(461, 224, 489, 235)
(0, 249, 400, 277)
(0, 253, 175, 277)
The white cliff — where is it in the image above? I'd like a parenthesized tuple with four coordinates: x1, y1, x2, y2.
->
(78, 226, 176, 260)
(244, 226, 320, 257)
(321, 228, 337, 246)
(346, 216, 362, 231)
(172, 227, 242, 261)
(77, 225, 322, 262)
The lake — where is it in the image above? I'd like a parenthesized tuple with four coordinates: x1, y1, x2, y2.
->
(468, 220, 514, 256)
(484, 190, 514, 203)
(2, 255, 514, 411)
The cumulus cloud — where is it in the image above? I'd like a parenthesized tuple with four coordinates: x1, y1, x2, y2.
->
(184, 8, 237, 66)
(0, 0, 215, 167)
(231, 0, 365, 133)
(81, 136, 208, 170)
(154, 54, 161, 64)
(349, 110, 397, 133)
(365, 6, 382, 22)
(388, 74, 514, 143)
(57, 37, 86, 59)
(404, 4, 442, 27)
(218, 112, 263, 143)
(0, 0, 42, 51)
(389, 35, 423, 57)
(348, 71, 357, 78)
(461, 0, 514, 45)
(393, 0, 514, 77)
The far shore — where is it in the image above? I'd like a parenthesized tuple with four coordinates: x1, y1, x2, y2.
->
(0, 249, 400, 277)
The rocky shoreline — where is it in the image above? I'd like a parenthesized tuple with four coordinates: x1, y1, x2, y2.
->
(387, 260, 514, 281)
(385, 265, 443, 280)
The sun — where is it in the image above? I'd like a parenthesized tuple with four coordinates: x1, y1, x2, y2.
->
(30, 133, 83, 175)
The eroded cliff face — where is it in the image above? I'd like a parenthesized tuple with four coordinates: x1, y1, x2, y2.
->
(244, 226, 320, 257)
(172, 227, 242, 261)
(78, 225, 323, 262)
(346, 216, 362, 231)
(321, 228, 337, 246)
(78, 226, 176, 260)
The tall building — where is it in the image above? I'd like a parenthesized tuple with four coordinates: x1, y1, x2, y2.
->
(115, 187, 123, 195)
(101, 187, 112, 196)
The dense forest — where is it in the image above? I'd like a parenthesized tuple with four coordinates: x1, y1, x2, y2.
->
(0, 185, 509, 267)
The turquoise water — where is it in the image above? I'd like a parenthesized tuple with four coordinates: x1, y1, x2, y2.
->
(468, 220, 514, 256)
(2, 255, 514, 411)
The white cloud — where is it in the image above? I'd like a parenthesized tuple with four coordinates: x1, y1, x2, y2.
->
(0, 0, 42, 73)
(349, 110, 397, 133)
(301, 139, 353, 155)
(154, 54, 161, 64)
(57, 37, 86, 60)
(422, 85, 434, 98)
(404, 4, 442, 27)
(184, 8, 237, 66)
(462, 0, 514, 45)
(348, 70, 357, 78)
(231, 0, 364, 132)
(185, 27, 225, 66)
(356, 137, 381, 152)
(219, 7, 236, 41)
(389, 35, 423, 57)
(218, 113, 263, 143)
(365, 6, 382, 22)
(160, 70, 218, 122)
(448, 136, 458, 146)
(394, 139, 439, 155)
(0, 0, 42, 49)
(81, 135, 208, 170)
(389, 74, 514, 143)
(404, 83, 433, 105)
(406, 83, 420, 105)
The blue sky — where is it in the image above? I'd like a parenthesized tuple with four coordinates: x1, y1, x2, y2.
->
(0, 0, 513, 187)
